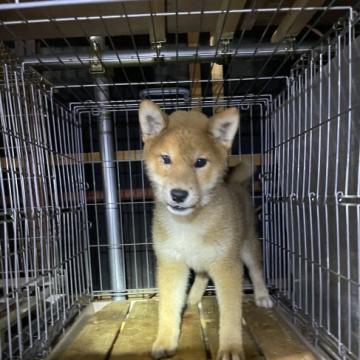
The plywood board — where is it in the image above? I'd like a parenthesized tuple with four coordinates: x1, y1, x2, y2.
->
(175, 305, 207, 359)
(211, 61, 225, 114)
(52, 296, 317, 360)
(241, 0, 266, 31)
(200, 296, 263, 359)
(110, 300, 206, 360)
(110, 301, 157, 359)
(213, 0, 246, 43)
(271, 0, 326, 43)
(58, 301, 130, 360)
(149, 0, 166, 44)
(243, 297, 316, 360)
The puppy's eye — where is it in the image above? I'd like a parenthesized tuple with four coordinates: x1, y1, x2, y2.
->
(194, 158, 207, 168)
(161, 154, 171, 165)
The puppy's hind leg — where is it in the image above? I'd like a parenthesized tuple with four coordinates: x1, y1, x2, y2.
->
(241, 237, 273, 308)
(187, 273, 209, 305)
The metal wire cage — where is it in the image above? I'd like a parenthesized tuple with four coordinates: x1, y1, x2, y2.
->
(0, 49, 91, 359)
(0, 1, 359, 359)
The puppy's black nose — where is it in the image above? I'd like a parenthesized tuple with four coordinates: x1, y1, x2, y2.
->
(171, 188, 189, 203)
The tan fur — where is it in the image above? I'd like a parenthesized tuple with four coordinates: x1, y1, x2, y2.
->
(139, 100, 272, 360)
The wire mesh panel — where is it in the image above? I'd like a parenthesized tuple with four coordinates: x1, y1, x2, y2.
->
(0, 50, 90, 360)
(264, 17, 360, 359)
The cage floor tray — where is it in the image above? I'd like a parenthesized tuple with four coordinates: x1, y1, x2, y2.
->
(52, 296, 315, 360)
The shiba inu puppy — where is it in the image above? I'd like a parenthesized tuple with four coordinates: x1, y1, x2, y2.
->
(139, 100, 273, 360)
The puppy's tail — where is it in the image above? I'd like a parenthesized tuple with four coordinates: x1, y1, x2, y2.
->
(227, 160, 254, 186)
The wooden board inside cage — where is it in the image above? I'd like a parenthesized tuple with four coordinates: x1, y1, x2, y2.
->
(55, 296, 316, 360)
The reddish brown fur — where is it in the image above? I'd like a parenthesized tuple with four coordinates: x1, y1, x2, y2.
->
(143, 110, 228, 210)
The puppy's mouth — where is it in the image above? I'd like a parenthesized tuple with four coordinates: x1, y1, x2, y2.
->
(166, 203, 195, 216)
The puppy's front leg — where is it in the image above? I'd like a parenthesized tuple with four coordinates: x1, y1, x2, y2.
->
(152, 259, 189, 359)
(209, 261, 245, 360)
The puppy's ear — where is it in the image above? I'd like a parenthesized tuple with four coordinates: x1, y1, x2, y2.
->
(139, 100, 168, 142)
(209, 108, 239, 149)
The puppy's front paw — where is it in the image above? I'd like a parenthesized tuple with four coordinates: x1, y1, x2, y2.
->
(255, 296, 274, 308)
(151, 338, 177, 359)
(216, 345, 245, 360)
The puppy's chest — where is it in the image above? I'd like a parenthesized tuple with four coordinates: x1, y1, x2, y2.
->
(156, 220, 226, 270)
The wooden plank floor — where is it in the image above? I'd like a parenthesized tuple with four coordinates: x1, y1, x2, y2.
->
(56, 296, 316, 360)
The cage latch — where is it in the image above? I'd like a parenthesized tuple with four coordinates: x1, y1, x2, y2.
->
(151, 40, 165, 65)
(89, 36, 105, 74)
(219, 38, 233, 65)
(0, 210, 14, 223)
(336, 192, 360, 206)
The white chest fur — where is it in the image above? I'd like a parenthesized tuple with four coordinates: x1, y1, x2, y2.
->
(155, 215, 228, 271)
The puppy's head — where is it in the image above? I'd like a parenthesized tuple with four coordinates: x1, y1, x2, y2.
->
(139, 100, 239, 216)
